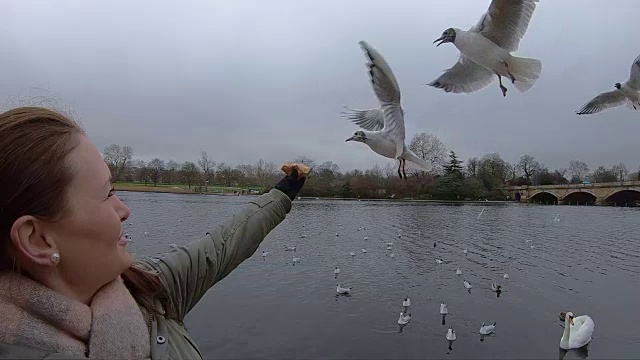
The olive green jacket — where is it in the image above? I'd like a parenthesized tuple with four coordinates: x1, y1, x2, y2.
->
(0, 188, 292, 360)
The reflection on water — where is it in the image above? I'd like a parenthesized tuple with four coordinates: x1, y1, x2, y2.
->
(560, 345, 589, 360)
(119, 192, 640, 359)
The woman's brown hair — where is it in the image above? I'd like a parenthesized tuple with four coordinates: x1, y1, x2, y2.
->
(0, 106, 168, 313)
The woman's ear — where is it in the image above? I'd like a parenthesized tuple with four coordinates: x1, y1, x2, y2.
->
(10, 215, 59, 267)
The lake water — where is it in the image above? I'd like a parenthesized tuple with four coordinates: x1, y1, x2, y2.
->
(119, 191, 640, 359)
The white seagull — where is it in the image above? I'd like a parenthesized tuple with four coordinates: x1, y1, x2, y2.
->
(398, 312, 411, 325)
(344, 41, 431, 180)
(576, 54, 640, 115)
(429, 0, 542, 97)
(446, 328, 457, 341)
(336, 284, 352, 295)
(479, 322, 496, 335)
(464, 280, 473, 291)
(403, 297, 411, 307)
(440, 302, 449, 315)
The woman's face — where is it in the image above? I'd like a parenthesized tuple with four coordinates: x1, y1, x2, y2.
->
(47, 135, 132, 290)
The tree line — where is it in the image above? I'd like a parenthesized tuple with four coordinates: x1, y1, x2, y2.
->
(102, 134, 640, 200)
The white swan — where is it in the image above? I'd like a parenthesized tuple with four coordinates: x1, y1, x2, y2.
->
(446, 328, 456, 341)
(398, 312, 411, 325)
(440, 302, 448, 315)
(455, 268, 462, 275)
(336, 284, 351, 295)
(479, 322, 496, 335)
(403, 297, 411, 307)
(560, 311, 595, 350)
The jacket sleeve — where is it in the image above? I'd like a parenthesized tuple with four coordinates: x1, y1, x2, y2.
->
(136, 188, 292, 321)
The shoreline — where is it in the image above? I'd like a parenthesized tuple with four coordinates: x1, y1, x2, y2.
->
(114, 185, 515, 204)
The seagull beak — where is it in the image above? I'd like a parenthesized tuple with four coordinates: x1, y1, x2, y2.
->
(345, 136, 355, 142)
(434, 35, 447, 47)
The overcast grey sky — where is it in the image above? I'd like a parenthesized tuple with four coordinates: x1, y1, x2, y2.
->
(1, 0, 639, 172)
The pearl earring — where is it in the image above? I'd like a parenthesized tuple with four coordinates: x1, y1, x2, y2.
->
(51, 252, 60, 264)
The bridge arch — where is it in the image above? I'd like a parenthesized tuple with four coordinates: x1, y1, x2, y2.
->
(529, 191, 558, 205)
(561, 191, 597, 205)
(603, 189, 640, 206)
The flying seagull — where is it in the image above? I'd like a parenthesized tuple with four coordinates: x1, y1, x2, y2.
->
(344, 41, 432, 179)
(428, 0, 542, 97)
(576, 54, 640, 115)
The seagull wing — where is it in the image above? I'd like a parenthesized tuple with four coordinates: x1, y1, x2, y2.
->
(428, 55, 495, 93)
(625, 53, 640, 90)
(575, 90, 628, 115)
(340, 107, 385, 131)
(359, 40, 405, 159)
(470, 0, 539, 52)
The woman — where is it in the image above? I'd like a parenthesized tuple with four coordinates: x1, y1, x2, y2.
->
(0, 107, 306, 359)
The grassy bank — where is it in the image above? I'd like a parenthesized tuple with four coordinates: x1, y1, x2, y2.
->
(113, 182, 255, 195)
(113, 183, 514, 204)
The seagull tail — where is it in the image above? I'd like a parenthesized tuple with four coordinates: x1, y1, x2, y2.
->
(404, 150, 432, 172)
(508, 56, 542, 93)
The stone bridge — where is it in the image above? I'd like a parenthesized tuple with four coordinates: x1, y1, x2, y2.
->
(505, 180, 640, 206)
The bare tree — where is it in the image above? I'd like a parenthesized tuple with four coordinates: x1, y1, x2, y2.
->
(383, 162, 397, 178)
(518, 155, 541, 185)
(254, 159, 279, 187)
(611, 162, 629, 181)
(569, 160, 590, 182)
(466, 157, 479, 177)
(198, 151, 215, 191)
(409, 133, 447, 174)
(147, 158, 165, 186)
(102, 144, 133, 181)
(181, 161, 199, 189)
(164, 159, 180, 184)
(130, 159, 148, 184)
(215, 162, 234, 187)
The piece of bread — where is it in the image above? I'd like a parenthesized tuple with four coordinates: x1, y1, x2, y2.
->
(280, 162, 311, 177)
